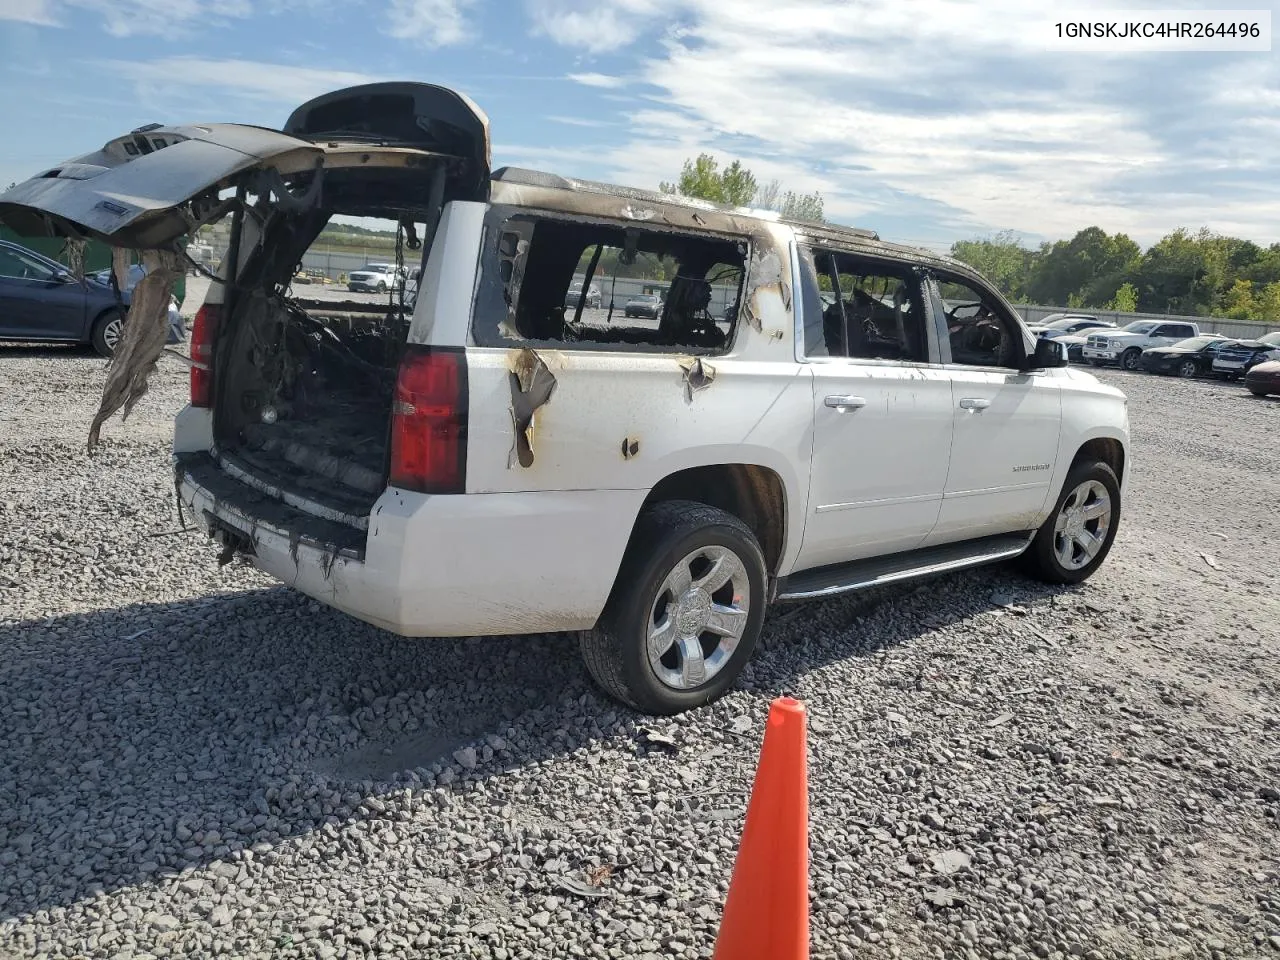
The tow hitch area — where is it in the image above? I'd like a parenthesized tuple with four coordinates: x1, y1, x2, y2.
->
(208, 516, 255, 566)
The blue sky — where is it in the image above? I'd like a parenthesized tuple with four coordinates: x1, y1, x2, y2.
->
(1, 0, 1277, 251)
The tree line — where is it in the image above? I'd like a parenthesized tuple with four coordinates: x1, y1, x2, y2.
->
(950, 226, 1280, 321)
(660, 154, 825, 222)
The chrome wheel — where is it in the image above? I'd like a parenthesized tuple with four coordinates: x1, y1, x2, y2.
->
(102, 316, 123, 353)
(1122, 350, 1141, 371)
(647, 545, 751, 690)
(1053, 480, 1112, 571)
(1179, 359, 1197, 378)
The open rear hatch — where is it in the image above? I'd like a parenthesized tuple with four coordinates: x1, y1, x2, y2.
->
(0, 82, 490, 550)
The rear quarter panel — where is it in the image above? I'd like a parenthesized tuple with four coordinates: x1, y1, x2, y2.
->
(449, 217, 814, 577)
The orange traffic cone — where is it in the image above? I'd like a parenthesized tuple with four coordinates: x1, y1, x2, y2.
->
(713, 697, 809, 960)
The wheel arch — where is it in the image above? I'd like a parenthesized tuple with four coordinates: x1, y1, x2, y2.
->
(636, 463, 789, 580)
(1071, 435, 1126, 485)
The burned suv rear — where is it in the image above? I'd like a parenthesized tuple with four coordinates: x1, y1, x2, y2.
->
(0, 83, 489, 565)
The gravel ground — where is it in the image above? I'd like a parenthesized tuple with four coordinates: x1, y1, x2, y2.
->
(1, 337, 1278, 959)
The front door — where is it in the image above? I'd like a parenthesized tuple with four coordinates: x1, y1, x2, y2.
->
(792, 247, 954, 572)
(927, 271, 1063, 543)
(0, 244, 86, 340)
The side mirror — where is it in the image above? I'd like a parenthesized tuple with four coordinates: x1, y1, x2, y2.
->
(52, 269, 77, 284)
(1028, 337, 1068, 369)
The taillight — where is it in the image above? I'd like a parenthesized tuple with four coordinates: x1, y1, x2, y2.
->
(190, 303, 220, 408)
(389, 346, 467, 494)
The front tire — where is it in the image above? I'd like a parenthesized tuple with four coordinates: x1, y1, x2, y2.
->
(579, 500, 767, 715)
(90, 310, 124, 358)
(1019, 461, 1121, 585)
(1178, 358, 1198, 378)
(1121, 348, 1141, 371)
(376, 281, 387, 293)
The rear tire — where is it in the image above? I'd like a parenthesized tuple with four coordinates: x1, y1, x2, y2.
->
(1121, 348, 1141, 371)
(1019, 461, 1121, 585)
(90, 310, 123, 358)
(579, 500, 767, 715)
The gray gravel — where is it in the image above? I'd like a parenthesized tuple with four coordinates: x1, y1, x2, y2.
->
(1, 340, 1278, 959)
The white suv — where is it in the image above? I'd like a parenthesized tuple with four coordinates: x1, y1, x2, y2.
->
(347, 262, 403, 293)
(0, 82, 1131, 715)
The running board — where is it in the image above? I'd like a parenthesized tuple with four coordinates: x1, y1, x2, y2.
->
(776, 533, 1033, 602)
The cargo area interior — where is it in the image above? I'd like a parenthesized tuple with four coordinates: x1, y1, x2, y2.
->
(210, 166, 441, 535)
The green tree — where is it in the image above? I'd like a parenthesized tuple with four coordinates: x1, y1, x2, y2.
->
(779, 190, 825, 221)
(660, 154, 756, 206)
(1109, 282, 1138, 312)
(661, 156, 824, 220)
(1135, 227, 1229, 315)
(1257, 281, 1280, 321)
(1026, 226, 1140, 307)
(949, 230, 1037, 301)
(1223, 278, 1258, 320)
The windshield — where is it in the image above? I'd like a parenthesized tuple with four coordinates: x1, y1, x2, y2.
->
(1121, 321, 1157, 333)
(634, 295, 659, 302)
(360, 263, 391, 272)
(1260, 331, 1280, 346)
(1042, 318, 1080, 330)
(1173, 336, 1219, 349)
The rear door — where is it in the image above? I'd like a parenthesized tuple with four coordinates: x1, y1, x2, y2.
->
(0, 243, 86, 340)
(793, 247, 954, 570)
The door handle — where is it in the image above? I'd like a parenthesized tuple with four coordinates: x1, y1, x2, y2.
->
(958, 397, 991, 410)
(824, 395, 867, 411)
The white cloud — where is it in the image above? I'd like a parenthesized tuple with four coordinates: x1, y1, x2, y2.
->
(527, 0, 670, 52)
(0, 0, 58, 24)
(57, 0, 252, 37)
(566, 72, 628, 89)
(104, 58, 385, 106)
(527, 0, 1280, 246)
(546, 115, 616, 127)
(385, 0, 476, 47)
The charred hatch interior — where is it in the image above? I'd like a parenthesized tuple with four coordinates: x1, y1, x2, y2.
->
(211, 164, 447, 531)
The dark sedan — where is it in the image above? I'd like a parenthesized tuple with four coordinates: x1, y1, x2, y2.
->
(623, 294, 663, 319)
(0, 239, 164, 356)
(1138, 335, 1231, 377)
(1245, 359, 1280, 397)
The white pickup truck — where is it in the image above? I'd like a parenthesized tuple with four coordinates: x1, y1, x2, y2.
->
(1081, 319, 1200, 370)
(0, 82, 1131, 715)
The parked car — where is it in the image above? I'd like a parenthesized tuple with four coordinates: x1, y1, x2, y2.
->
(565, 283, 602, 310)
(347, 262, 403, 293)
(1028, 315, 1116, 339)
(1056, 333, 1095, 364)
(1138, 335, 1232, 377)
(1244, 359, 1280, 397)
(0, 239, 181, 356)
(623, 293, 663, 319)
(90, 263, 185, 349)
(1211, 338, 1280, 379)
(0, 81, 1131, 715)
(1082, 320, 1201, 370)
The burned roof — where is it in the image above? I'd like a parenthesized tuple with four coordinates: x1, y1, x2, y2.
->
(489, 165, 975, 279)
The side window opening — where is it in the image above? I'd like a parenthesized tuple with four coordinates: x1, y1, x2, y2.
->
(800, 246, 929, 363)
(936, 273, 1024, 369)
(475, 211, 746, 352)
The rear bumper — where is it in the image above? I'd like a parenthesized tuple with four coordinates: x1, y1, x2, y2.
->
(177, 462, 645, 637)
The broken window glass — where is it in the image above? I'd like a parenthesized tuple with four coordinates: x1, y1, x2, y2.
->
(936, 273, 1021, 368)
(473, 209, 747, 353)
(800, 247, 929, 363)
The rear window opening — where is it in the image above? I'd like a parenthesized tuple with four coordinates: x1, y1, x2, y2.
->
(211, 166, 442, 526)
(473, 210, 746, 353)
